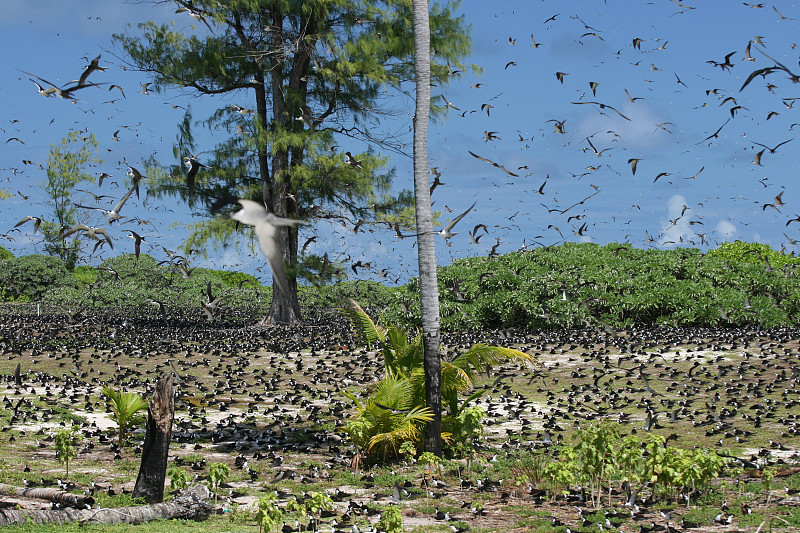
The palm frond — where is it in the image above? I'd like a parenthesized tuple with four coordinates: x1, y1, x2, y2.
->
(340, 298, 386, 348)
(452, 343, 539, 382)
(388, 328, 424, 377)
(366, 405, 433, 458)
(372, 369, 414, 410)
(343, 389, 364, 410)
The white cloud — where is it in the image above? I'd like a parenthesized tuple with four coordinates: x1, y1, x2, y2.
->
(658, 194, 698, 247)
(576, 102, 673, 151)
(715, 220, 737, 239)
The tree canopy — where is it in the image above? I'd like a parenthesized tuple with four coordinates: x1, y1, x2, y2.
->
(114, 0, 474, 322)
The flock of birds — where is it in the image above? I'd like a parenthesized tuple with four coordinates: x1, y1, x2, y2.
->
(0, 305, 799, 530)
(5, 47, 493, 292)
(5, 2, 800, 289)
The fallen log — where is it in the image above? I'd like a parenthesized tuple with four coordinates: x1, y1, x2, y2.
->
(0, 484, 211, 527)
(0, 482, 94, 509)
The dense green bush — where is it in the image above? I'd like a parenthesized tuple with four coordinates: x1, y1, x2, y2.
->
(707, 240, 800, 268)
(4, 241, 799, 330)
(0, 246, 13, 261)
(0, 254, 72, 301)
(389, 242, 800, 330)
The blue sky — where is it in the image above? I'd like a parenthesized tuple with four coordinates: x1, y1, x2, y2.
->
(2, 0, 800, 286)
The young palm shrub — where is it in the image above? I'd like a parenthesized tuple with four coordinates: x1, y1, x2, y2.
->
(341, 299, 539, 459)
(344, 372, 434, 460)
(101, 385, 148, 447)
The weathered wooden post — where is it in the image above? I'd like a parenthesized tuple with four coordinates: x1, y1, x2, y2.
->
(133, 374, 174, 503)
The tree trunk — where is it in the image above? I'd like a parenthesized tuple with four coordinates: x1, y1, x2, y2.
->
(260, 8, 303, 325)
(0, 483, 94, 509)
(0, 484, 211, 526)
(411, 0, 442, 456)
(133, 374, 174, 504)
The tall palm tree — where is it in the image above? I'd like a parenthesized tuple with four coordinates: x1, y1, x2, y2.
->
(411, 0, 442, 455)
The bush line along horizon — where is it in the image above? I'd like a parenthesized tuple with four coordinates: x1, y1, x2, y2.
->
(1, 240, 797, 330)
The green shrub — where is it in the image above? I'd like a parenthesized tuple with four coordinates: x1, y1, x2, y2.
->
(0, 254, 70, 300)
(342, 300, 538, 459)
(101, 386, 148, 447)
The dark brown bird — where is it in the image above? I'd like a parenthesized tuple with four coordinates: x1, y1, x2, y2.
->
(78, 54, 106, 87)
(707, 51, 736, 70)
(14, 216, 43, 234)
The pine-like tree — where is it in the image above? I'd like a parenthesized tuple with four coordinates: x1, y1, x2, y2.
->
(114, 0, 473, 323)
(41, 131, 103, 269)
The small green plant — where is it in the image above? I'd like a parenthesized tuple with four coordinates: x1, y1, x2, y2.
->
(255, 493, 284, 533)
(168, 466, 190, 491)
(376, 505, 403, 532)
(419, 451, 443, 476)
(54, 428, 78, 478)
(762, 465, 777, 502)
(303, 491, 334, 517)
(101, 385, 148, 447)
(398, 440, 417, 462)
(208, 462, 230, 503)
(542, 453, 578, 501)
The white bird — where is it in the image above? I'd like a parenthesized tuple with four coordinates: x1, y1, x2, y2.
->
(436, 201, 476, 239)
(74, 184, 137, 224)
(61, 224, 114, 249)
(230, 199, 306, 297)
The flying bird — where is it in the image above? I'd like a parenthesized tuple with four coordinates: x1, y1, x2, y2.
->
(19, 69, 103, 100)
(571, 101, 631, 121)
(696, 118, 730, 144)
(546, 119, 566, 134)
(753, 149, 765, 166)
(468, 151, 519, 176)
(707, 51, 736, 70)
(624, 88, 643, 102)
(184, 156, 209, 197)
(345, 152, 363, 169)
(126, 230, 145, 261)
(77, 54, 106, 87)
(685, 166, 705, 180)
(229, 199, 306, 298)
(74, 184, 137, 224)
(753, 139, 793, 154)
(585, 137, 613, 156)
(126, 166, 145, 198)
(61, 224, 114, 249)
(14, 216, 43, 234)
(436, 201, 476, 240)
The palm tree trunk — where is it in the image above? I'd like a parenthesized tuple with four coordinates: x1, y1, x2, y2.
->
(411, 0, 442, 456)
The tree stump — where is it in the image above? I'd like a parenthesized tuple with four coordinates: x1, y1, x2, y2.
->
(133, 374, 174, 504)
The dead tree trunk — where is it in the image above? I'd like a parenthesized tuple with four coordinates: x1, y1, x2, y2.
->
(0, 484, 211, 526)
(133, 374, 174, 504)
(0, 483, 94, 508)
